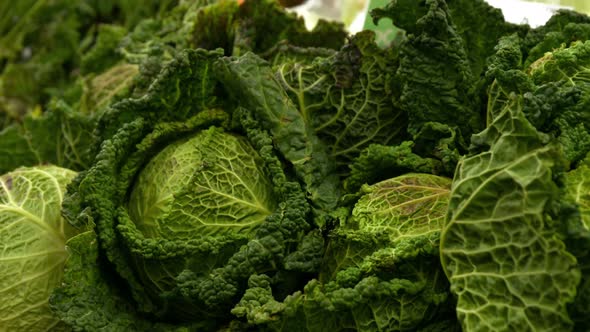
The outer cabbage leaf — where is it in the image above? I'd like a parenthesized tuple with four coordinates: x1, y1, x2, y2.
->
(117, 0, 340, 99)
(230, 274, 288, 327)
(524, 22, 590, 68)
(264, 43, 337, 69)
(230, 0, 346, 56)
(487, 36, 590, 164)
(216, 52, 340, 211)
(442, 0, 528, 76)
(117, 0, 198, 70)
(50, 230, 201, 332)
(75, 63, 140, 115)
(372, 0, 480, 151)
(373, 0, 528, 78)
(276, 31, 407, 178)
(190, 0, 346, 57)
(93, 48, 224, 150)
(529, 40, 590, 92)
(486, 36, 590, 328)
(523, 9, 590, 65)
(565, 157, 590, 330)
(441, 95, 580, 331)
(250, 270, 452, 332)
(484, 10, 590, 118)
(528, 41, 590, 164)
(0, 166, 77, 332)
(485, 34, 533, 123)
(371, 0, 531, 167)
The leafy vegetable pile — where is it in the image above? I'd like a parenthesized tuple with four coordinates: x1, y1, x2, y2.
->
(2, 0, 590, 331)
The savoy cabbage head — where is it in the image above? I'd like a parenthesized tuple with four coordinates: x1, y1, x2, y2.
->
(0, 165, 78, 332)
(52, 48, 326, 330)
(125, 126, 278, 319)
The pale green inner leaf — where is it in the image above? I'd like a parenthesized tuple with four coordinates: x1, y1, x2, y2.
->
(128, 126, 277, 239)
(0, 166, 76, 332)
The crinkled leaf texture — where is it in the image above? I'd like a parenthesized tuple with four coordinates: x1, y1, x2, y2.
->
(350, 173, 451, 245)
(372, 0, 528, 78)
(486, 35, 590, 166)
(223, 0, 345, 56)
(344, 142, 443, 194)
(307, 174, 454, 332)
(371, 0, 529, 170)
(527, 40, 590, 164)
(0, 166, 77, 332)
(441, 95, 580, 331)
(523, 10, 590, 66)
(372, 0, 480, 140)
(275, 31, 406, 177)
(234, 174, 456, 331)
(50, 231, 197, 332)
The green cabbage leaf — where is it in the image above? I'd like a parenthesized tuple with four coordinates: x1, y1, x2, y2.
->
(441, 95, 580, 331)
(0, 166, 78, 332)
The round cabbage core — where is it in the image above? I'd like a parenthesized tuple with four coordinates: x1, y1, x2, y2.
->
(128, 126, 277, 240)
(0, 166, 77, 332)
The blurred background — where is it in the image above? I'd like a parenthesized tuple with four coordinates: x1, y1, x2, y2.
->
(286, 0, 590, 33)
